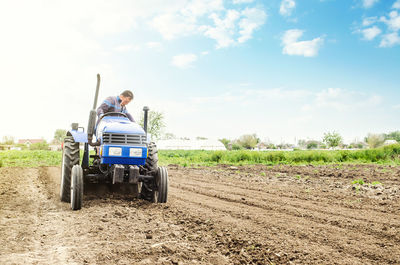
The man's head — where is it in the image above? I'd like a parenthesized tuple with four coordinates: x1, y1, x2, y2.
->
(120, 90, 134, 106)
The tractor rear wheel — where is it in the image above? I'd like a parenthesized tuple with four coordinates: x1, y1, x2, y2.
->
(71, 165, 83, 210)
(144, 142, 158, 174)
(140, 142, 158, 201)
(60, 136, 80, 202)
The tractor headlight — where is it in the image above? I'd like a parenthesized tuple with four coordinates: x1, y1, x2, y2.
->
(109, 147, 122, 156)
(129, 148, 142, 157)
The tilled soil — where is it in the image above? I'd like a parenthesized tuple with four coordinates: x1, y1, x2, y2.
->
(0, 164, 399, 264)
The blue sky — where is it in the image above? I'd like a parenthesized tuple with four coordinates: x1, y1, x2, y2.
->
(0, 0, 399, 144)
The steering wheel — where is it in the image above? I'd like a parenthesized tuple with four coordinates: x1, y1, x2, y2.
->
(99, 112, 128, 121)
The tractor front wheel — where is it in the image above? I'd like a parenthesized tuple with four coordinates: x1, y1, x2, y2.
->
(70, 165, 83, 210)
(140, 167, 168, 203)
(153, 166, 168, 203)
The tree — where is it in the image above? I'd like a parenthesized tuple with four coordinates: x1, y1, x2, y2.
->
(365, 133, 385, 148)
(385, 131, 400, 142)
(219, 138, 230, 149)
(306, 140, 319, 149)
(139, 110, 166, 140)
(297, 139, 307, 149)
(196, 136, 208, 140)
(323, 131, 343, 148)
(2, 135, 14, 145)
(237, 134, 259, 149)
(53, 129, 67, 144)
(349, 142, 365, 149)
(231, 142, 244, 150)
(162, 132, 176, 140)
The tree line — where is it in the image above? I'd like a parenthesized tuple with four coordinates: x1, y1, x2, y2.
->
(217, 131, 400, 150)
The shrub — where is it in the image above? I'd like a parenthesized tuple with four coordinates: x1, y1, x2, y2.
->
(29, 142, 50, 150)
(210, 151, 224, 162)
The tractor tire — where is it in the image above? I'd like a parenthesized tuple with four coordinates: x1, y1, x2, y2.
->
(144, 142, 158, 174)
(141, 166, 168, 203)
(154, 166, 168, 203)
(60, 136, 80, 202)
(71, 165, 83, 210)
(140, 142, 158, 201)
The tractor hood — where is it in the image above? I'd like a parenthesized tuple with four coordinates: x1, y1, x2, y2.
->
(96, 116, 146, 135)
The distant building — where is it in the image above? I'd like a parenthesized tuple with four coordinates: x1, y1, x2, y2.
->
(383, 140, 398, 146)
(18, 139, 45, 149)
(256, 142, 268, 150)
(49, 144, 62, 151)
(18, 139, 45, 145)
(157, 139, 226, 150)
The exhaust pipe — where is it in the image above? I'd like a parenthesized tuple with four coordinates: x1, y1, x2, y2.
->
(88, 74, 101, 146)
(143, 106, 149, 133)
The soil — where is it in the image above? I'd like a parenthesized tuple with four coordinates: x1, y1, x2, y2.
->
(1, 164, 400, 264)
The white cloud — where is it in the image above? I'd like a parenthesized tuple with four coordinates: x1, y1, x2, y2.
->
(142, 86, 389, 144)
(380, 11, 400, 31)
(233, 0, 254, 3)
(152, 2, 266, 48)
(146, 42, 163, 51)
(151, 13, 197, 40)
(393, 104, 400, 109)
(114, 44, 141, 52)
(361, 26, 382, 40)
(238, 8, 267, 43)
(280, 0, 296, 16)
(151, 0, 224, 40)
(362, 0, 379, 9)
(202, 10, 240, 48)
(171, 54, 198, 68)
(313, 88, 382, 111)
(380, 32, 400, 47)
(362, 16, 378, 26)
(191, 88, 311, 105)
(358, 8, 400, 46)
(202, 7, 266, 48)
(281, 29, 324, 57)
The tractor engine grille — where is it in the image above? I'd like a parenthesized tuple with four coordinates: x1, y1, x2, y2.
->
(103, 133, 146, 145)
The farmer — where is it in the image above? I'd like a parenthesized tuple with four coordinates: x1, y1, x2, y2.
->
(97, 90, 135, 122)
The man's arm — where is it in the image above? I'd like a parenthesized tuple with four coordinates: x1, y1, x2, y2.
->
(126, 112, 135, 122)
(97, 96, 114, 117)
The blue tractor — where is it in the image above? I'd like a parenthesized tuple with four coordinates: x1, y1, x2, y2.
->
(60, 74, 168, 210)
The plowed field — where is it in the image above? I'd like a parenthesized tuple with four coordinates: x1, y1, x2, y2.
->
(1, 164, 400, 264)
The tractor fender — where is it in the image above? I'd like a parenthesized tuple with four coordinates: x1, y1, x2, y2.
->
(68, 130, 88, 143)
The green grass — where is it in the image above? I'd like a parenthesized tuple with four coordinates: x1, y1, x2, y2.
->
(0, 150, 62, 167)
(1, 143, 400, 168)
(159, 144, 400, 166)
(370, 181, 383, 186)
(352, 179, 365, 185)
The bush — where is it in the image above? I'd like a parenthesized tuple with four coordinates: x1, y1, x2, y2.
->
(306, 141, 318, 150)
(210, 151, 224, 162)
(29, 142, 49, 151)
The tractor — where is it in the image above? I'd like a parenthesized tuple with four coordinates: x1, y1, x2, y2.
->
(60, 74, 168, 210)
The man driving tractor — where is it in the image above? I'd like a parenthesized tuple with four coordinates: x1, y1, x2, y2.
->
(97, 90, 135, 122)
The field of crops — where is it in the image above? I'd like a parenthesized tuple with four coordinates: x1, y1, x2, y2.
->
(1, 144, 400, 168)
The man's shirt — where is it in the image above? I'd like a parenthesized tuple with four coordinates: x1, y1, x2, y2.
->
(97, 95, 135, 122)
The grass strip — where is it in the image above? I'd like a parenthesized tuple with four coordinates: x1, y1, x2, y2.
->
(1, 144, 400, 168)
